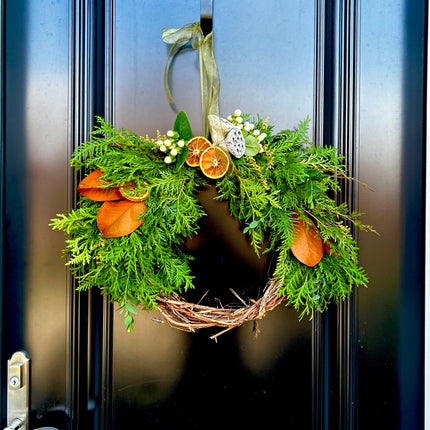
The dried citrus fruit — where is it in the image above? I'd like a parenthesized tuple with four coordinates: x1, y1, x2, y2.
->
(185, 136, 211, 167)
(199, 146, 230, 179)
(119, 181, 150, 202)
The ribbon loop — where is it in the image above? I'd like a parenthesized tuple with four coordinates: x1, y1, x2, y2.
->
(162, 22, 220, 137)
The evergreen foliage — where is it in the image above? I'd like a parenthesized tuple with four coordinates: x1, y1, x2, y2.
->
(51, 111, 373, 331)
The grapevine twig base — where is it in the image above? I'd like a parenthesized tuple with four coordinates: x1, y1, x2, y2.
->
(156, 280, 284, 339)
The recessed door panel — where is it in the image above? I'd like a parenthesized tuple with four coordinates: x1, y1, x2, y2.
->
(112, 1, 314, 429)
(2, 0, 71, 427)
(358, 0, 425, 428)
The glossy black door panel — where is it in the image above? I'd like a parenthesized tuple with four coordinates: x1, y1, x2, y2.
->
(112, 1, 314, 429)
(358, 0, 425, 428)
(2, 0, 71, 427)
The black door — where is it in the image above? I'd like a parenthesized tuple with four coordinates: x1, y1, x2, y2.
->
(0, 1, 425, 429)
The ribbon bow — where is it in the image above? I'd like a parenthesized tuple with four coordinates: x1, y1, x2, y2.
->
(162, 22, 220, 137)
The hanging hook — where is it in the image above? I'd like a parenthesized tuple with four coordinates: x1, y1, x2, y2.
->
(200, 0, 213, 36)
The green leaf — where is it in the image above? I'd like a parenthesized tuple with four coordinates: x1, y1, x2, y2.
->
(125, 303, 138, 314)
(232, 157, 246, 165)
(124, 314, 133, 326)
(244, 219, 260, 234)
(244, 135, 260, 156)
(176, 146, 189, 170)
(174, 111, 193, 140)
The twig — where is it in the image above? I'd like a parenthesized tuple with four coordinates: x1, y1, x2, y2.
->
(155, 280, 285, 338)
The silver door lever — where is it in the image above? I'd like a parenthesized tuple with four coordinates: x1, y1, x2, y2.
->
(4, 418, 23, 430)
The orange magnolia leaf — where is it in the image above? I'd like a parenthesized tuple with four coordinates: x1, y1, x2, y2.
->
(291, 216, 324, 267)
(97, 200, 147, 238)
(77, 169, 123, 201)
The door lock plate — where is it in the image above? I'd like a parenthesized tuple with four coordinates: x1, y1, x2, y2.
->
(6, 352, 30, 430)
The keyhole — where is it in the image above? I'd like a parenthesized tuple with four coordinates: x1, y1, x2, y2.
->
(10, 376, 19, 387)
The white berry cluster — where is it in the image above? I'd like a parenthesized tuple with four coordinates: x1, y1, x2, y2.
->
(153, 129, 186, 164)
(227, 109, 267, 153)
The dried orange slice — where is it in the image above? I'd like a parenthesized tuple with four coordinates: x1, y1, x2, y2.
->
(119, 181, 150, 202)
(199, 146, 230, 179)
(185, 136, 211, 167)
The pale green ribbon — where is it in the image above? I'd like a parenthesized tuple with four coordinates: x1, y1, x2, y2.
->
(162, 22, 220, 137)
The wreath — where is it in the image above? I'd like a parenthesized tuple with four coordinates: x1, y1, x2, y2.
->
(50, 108, 373, 337)
(50, 21, 374, 338)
